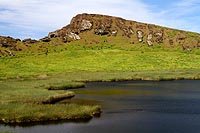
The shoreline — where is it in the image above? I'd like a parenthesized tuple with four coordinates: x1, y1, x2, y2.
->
(1, 70, 200, 125)
(0, 106, 101, 125)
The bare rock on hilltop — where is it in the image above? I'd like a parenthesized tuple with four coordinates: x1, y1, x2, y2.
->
(0, 36, 20, 48)
(22, 38, 38, 44)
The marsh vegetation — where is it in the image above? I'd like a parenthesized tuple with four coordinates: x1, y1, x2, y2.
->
(1, 45, 200, 124)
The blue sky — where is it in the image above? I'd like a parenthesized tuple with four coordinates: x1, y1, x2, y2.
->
(0, 0, 200, 39)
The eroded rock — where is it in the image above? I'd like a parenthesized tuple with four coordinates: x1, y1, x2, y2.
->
(182, 45, 192, 51)
(137, 30, 143, 42)
(40, 37, 51, 42)
(60, 32, 81, 43)
(154, 32, 163, 37)
(129, 27, 134, 34)
(67, 32, 81, 40)
(48, 32, 58, 38)
(111, 30, 118, 36)
(22, 38, 38, 44)
(169, 39, 174, 45)
(147, 34, 153, 46)
(0, 36, 19, 48)
(80, 19, 92, 31)
(94, 24, 109, 35)
(5, 50, 15, 56)
(154, 32, 163, 43)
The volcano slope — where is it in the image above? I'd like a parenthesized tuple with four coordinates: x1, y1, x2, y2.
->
(1, 14, 200, 124)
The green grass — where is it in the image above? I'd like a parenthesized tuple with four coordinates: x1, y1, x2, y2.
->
(1, 46, 200, 124)
(0, 131, 12, 133)
(1, 48, 200, 79)
(42, 92, 75, 104)
(0, 103, 100, 124)
(0, 79, 101, 124)
(46, 81, 85, 90)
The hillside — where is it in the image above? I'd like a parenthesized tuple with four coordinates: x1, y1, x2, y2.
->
(2, 13, 200, 126)
(0, 13, 200, 56)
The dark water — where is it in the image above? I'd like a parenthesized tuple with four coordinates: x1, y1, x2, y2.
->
(1, 80, 200, 133)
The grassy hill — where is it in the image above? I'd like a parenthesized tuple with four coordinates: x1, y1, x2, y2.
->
(1, 13, 200, 56)
(1, 13, 200, 81)
(1, 13, 200, 124)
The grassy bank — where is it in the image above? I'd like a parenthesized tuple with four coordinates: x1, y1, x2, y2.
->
(0, 79, 101, 124)
(1, 47, 200, 124)
(0, 104, 100, 124)
(1, 70, 200, 124)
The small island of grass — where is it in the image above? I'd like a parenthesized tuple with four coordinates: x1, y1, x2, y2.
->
(0, 80, 101, 124)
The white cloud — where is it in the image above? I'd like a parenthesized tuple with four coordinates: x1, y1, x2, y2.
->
(175, 0, 200, 7)
(0, 0, 155, 39)
(0, 0, 200, 39)
(152, 0, 200, 33)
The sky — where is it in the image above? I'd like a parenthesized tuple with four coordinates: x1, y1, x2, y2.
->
(0, 0, 200, 39)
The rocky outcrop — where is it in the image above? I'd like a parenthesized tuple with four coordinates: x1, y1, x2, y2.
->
(80, 19, 92, 31)
(0, 36, 20, 48)
(39, 13, 199, 51)
(1, 13, 200, 57)
(147, 33, 153, 46)
(154, 31, 163, 43)
(137, 30, 143, 42)
(111, 30, 118, 36)
(22, 38, 38, 44)
(94, 25, 109, 35)
(5, 49, 15, 56)
(67, 32, 81, 40)
(40, 36, 51, 42)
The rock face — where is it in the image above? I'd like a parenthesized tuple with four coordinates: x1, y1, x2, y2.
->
(40, 36, 51, 42)
(44, 13, 200, 50)
(0, 36, 21, 56)
(1, 13, 200, 56)
(137, 30, 143, 42)
(80, 19, 92, 31)
(22, 38, 38, 44)
(147, 34, 153, 46)
(0, 36, 20, 48)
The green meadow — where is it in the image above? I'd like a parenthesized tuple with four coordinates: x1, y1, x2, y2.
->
(1, 47, 200, 79)
(1, 44, 200, 124)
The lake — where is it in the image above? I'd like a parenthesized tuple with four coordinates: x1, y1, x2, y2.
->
(1, 80, 200, 133)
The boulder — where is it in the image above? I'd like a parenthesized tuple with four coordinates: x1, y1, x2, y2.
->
(40, 37, 51, 42)
(137, 30, 143, 42)
(48, 31, 58, 38)
(94, 24, 109, 35)
(80, 19, 92, 31)
(129, 27, 134, 34)
(60, 32, 81, 43)
(94, 28, 109, 35)
(147, 34, 153, 46)
(0, 36, 19, 48)
(154, 32, 163, 37)
(67, 32, 81, 40)
(154, 32, 163, 43)
(111, 30, 118, 36)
